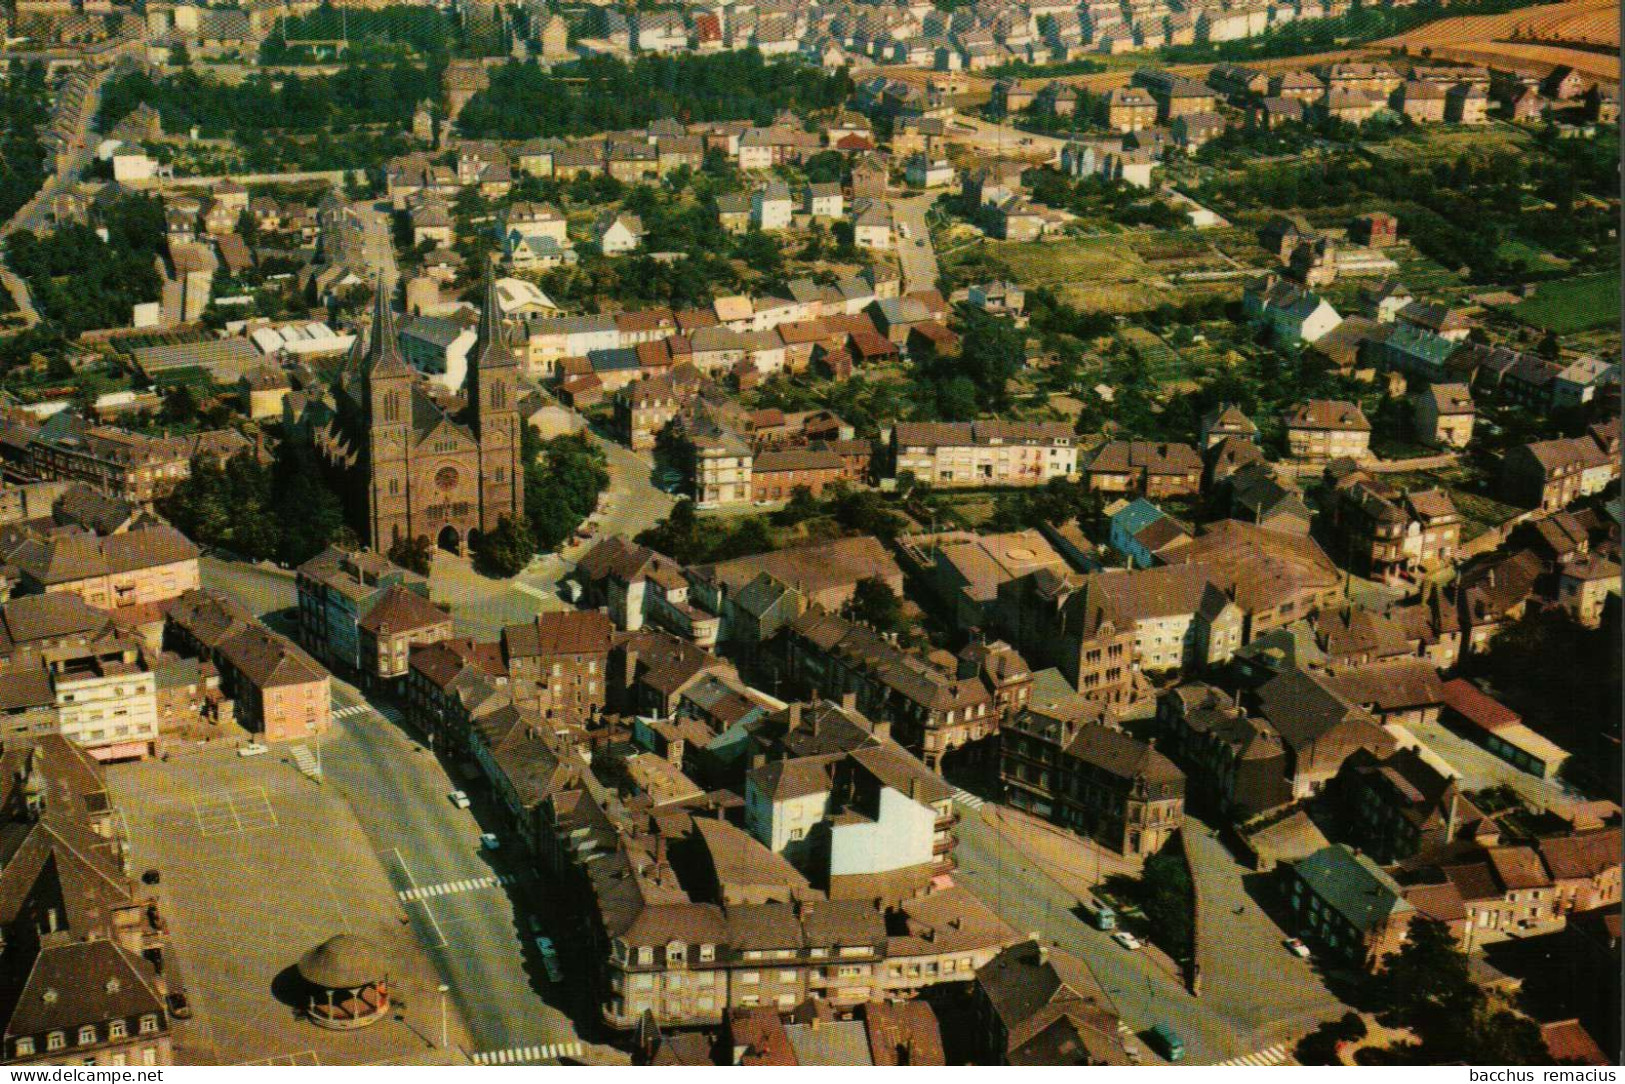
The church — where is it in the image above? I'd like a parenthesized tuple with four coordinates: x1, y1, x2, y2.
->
(315, 278, 523, 557)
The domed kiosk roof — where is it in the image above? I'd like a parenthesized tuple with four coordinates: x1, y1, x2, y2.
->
(297, 934, 386, 990)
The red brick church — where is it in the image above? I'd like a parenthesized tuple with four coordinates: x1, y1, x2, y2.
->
(316, 278, 523, 556)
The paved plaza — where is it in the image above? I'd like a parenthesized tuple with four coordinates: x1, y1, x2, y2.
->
(108, 747, 474, 1066)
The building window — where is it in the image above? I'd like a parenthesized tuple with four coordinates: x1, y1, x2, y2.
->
(79, 1026, 97, 1046)
(47, 1033, 65, 1052)
(15, 1038, 33, 1057)
(139, 1017, 158, 1036)
(109, 1021, 127, 1040)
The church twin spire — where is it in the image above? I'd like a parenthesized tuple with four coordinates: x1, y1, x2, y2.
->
(473, 267, 518, 371)
(361, 275, 411, 381)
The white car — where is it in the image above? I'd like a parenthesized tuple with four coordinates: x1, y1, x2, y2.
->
(1285, 937, 1311, 959)
(1111, 930, 1143, 951)
(480, 833, 500, 851)
(449, 790, 471, 809)
(237, 742, 269, 757)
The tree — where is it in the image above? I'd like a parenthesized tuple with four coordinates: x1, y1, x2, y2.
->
(1368, 916, 1551, 1065)
(388, 534, 434, 575)
(936, 375, 979, 421)
(159, 441, 346, 566)
(161, 383, 199, 426)
(771, 484, 821, 527)
(1138, 846, 1194, 960)
(636, 499, 705, 564)
(471, 516, 534, 577)
(849, 575, 903, 634)
(1381, 918, 1471, 1020)
(523, 430, 608, 551)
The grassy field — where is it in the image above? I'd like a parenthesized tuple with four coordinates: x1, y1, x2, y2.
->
(963, 232, 1246, 313)
(1376, 122, 1539, 163)
(1512, 271, 1622, 333)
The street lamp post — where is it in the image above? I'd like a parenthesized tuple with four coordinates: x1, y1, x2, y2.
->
(437, 983, 449, 1052)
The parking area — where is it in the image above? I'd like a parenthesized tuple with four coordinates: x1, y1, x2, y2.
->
(107, 747, 474, 1066)
(191, 787, 279, 837)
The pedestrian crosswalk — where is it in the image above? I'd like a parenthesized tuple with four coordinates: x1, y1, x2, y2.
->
(289, 744, 321, 779)
(471, 1042, 582, 1065)
(1219, 1043, 1292, 1067)
(398, 873, 514, 903)
(333, 701, 404, 723)
(952, 789, 986, 810)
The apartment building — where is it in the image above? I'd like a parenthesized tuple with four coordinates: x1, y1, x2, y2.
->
(10, 526, 200, 612)
(501, 611, 614, 722)
(296, 546, 443, 686)
(889, 421, 1078, 488)
(1001, 699, 1185, 857)
(45, 641, 158, 762)
(1284, 399, 1371, 461)
(166, 589, 332, 743)
(0, 737, 178, 1067)
(1325, 468, 1462, 584)
(22, 413, 247, 506)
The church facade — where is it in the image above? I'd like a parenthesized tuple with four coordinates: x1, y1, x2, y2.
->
(316, 280, 523, 556)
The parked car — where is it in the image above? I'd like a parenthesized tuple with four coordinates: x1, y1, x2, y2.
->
(480, 833, 500, 851)
(1285, 937, 1311, 959)
(535, 936, 563, 983)
(449, 790, 471, 809)
(237, 742, 268, 757)
(1149, 1023, 1185, 1062)
(1090, 903, 1117, 931)
(1111, 930, 1142, 951)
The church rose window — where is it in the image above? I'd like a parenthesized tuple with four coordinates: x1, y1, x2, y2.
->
(435, 466, 459, 491)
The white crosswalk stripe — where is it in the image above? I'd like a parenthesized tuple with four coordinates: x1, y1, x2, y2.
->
(397, 873, 513, 903)
(952, 789, 985, 810)
(1218, 1043, 1290, 1067)
(471, 1042, 582, 1065)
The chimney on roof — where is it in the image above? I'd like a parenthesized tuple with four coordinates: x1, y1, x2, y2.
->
(841, 690, 857, 712)
(1036, 943, 1048, 965)
(788, 702, 802, 732)
(1446, 790, 1460, 840)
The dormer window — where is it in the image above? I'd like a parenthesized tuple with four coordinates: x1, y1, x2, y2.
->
(78, 1025, 97, 1045)
(46, 1032, 64, 1052)
(666, 941, 686, 965)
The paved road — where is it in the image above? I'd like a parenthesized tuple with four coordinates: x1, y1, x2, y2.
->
(201, 555, 298, 616)
(1, 47, 138, 325)
(318, 683, 584, 1064)
(515, 417, 675, 598)
(953, 809, 1348, 1064)
(1183, 821, 1347, 1044)
(356, 200, 399, 284)
(889, 193, 941, 295)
